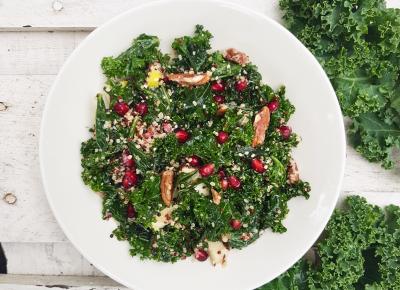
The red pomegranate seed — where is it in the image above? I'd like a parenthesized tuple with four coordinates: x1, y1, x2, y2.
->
(163, 76, 170, 84)
(175, 129, 190, 143)
(211, 82, 225, 92)
(189, 155, 201, 167)
(122, 170, 138, 190)
(213, 95, 225, 104)
(122, 150, 135, 168)
(199, 163, 215, 177)
(251, 158, 265, 173)
(228, 176, 241, 189)
(194, 249, 209, 262)
(127, 203, 136, 219)
(218, 168, 226, 179)
(230, 219, 242, 230)
(113, 100, 129, 116)
(162, 122, 173, 133)
(216, 131, 229, 144)
(220, 178, 229, 190)
(135, 102, 148, 116)
(235, 79, 248, 92)
(267, 99, 279, 112)
(279, 125, 292, 140)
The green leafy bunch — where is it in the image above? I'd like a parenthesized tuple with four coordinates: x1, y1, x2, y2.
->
(259, 195, 400, 289)
(280, 0, 400, 169)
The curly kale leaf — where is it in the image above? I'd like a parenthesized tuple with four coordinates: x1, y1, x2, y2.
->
(260, 196, 400, 290)
(280, 0, 400, 169)
(171, 24, 212, 72)
(257, 260, 310, 290)
(95, 94, 109, 150)
(101, 34, 168, 83)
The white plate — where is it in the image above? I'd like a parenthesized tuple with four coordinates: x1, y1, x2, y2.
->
(40, 1, 346, 289)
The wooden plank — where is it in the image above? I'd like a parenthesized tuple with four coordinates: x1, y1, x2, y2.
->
(1, 243, 102, 276)
(0, 0, 272, 31)
(0, 274, 126, 290)
(0, 0, 397, 31)
(0, 75, 67, 242)
(0, 32, 88, 75)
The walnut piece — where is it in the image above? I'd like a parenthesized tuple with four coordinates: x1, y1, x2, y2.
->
(252, 106, 271, 147)
(224, 48, 249, 66)
(167, 72, 211, 87)
(211, 188, 222, 205)
(216, 104, 228, 116)
(160, 170, 174, 206)
(287, 160, 300, 184)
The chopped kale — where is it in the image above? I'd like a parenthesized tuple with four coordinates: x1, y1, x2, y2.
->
(81, 26, 310, 264)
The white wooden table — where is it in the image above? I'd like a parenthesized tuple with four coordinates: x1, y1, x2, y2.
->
(0, 1, 399, 289)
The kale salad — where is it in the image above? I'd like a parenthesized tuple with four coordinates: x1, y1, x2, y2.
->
(81, 25, 310, 266)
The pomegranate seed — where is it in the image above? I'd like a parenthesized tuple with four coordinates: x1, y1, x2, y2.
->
(218, 168, 226, 179)
(122, 170, 138, 190)
(162, 122, 173, 133)
(175, 129, 190, 143)
(194, 249, 209, 262)
(211, 82, 225, 92)
(279, 125, 292, 140)
(220, 178, 229, 190)
(228, 176, 241, 189)
(113, 100, 129, 116)
(213, 95, 225, 104)
(199, 163, 215, 177)
(122, 150, 135, 168)
(135, 102, 148, 116)
(189, 155, 201, 167)
(216, 131, 229, 144)
(127, 203, 136, 219)
(235, 79, 248, 92)
(251, 158, 265, 173)
(267, 99, 279, 112)
(230, 219, 242, 230)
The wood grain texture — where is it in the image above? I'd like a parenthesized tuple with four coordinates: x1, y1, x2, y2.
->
(0, 0, 271, 31)
(0, 75, 67, 242)
(0, 32, 87, 75)
(1, 243, 102, 276)
(0, 0, 396, 31)
(0, 274, 126, 290)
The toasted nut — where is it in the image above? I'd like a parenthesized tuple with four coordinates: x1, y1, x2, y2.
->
(160, 170, 174, 206)
(287, 160, 300, 184)
(251, 106, 270, 147)
(224, 48, 249, 66)
(216, 104, 228, 116)
(211, 188, 222, 205)
(167, 72, 210, 87)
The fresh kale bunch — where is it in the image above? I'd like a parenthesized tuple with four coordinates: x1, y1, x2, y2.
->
(259, 195, 400, 289)
(280, 0, 400, 169)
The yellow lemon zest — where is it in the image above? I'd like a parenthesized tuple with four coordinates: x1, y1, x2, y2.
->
(146, 70, 163, 88)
